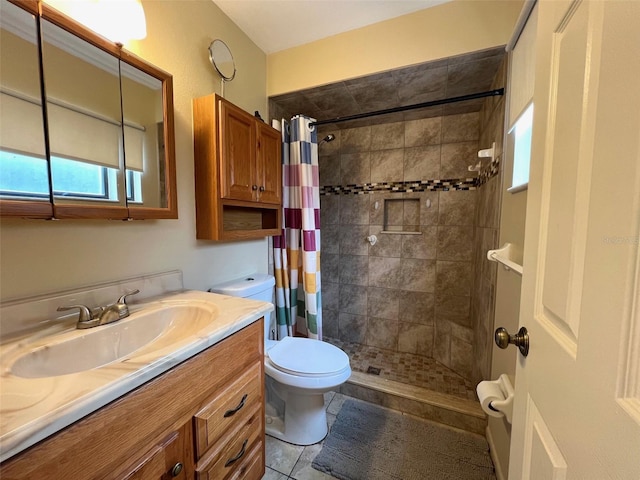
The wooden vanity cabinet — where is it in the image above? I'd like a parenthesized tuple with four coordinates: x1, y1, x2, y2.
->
(193, 94, 282, 241)
(0, 320, 265, 480)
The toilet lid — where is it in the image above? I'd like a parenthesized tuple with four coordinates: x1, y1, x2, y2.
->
(267, 336, 349, 376)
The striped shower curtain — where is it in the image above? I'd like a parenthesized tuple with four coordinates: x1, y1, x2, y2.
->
(272, 115, 322, 340)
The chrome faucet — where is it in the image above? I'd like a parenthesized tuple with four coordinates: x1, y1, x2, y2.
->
(57, 289, 140, 329)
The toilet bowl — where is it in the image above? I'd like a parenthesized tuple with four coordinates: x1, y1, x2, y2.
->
(209, 274, 351, 445)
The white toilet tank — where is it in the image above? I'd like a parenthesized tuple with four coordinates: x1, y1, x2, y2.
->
(209, 274, 275, 339)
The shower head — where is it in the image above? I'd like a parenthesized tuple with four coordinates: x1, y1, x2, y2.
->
(319, 133, 335, 145)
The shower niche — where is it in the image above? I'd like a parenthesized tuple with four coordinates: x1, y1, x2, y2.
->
(382, 198, 422, 235)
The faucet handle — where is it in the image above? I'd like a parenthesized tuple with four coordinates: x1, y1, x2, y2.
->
(117, 289, 140, 305)
(57, 304, 93, 323)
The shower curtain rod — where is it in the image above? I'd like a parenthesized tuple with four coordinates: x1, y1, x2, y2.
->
(309, 88, 505, 127)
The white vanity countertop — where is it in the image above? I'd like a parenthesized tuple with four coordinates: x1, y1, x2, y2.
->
(0, 290, 273, 463)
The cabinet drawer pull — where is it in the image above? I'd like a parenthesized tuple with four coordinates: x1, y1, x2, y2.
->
(224, 394, 248, 417)
(252, 185, 258, 190)
(224, 439, 248, 467)
(259, 186, 265, 192)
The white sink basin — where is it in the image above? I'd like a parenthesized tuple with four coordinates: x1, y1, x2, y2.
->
(9, 303, 216, 378)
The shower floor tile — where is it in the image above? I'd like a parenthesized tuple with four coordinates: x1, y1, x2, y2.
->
(326, 337, 477, 402)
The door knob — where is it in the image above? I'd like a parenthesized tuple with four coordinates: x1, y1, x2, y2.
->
(495, 326, 529, 357)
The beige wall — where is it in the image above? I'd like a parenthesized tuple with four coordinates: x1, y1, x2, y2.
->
(267, 0, 523, 96)
(0, 0, 269, 302)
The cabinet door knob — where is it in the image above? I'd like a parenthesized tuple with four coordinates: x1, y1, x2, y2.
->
(259, 186, 265, 192)
(170, 462, 183, 477)
(252, 185, 258, 190)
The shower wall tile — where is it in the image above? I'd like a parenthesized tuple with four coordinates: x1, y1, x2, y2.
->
(440, 141, 478, 179)
(368, 227, 402, 258)
(323, 223, 340, 254)
(405, 117, 442, 147)
(450, 336, 473, 380)
(320, 195, 339, 225)
(451, 321, 474, 344)
(403, 145, 441, 181)
(400, 258, 436, 292)
(435, 294, 471, 326)
(339, 284, 368, 315)
(401, 226, 438, 259)
(319, 154, 341, 186)
(340, 195, 370, 225)
(323, 253, 340, 284)
(398, 322, 434, 356)
(339, 255, 369, 286)
(371, 149, 404, 183)
(438, 190, 477, 226)
(323, 281, 340, 311)
(367, 287, 400, 320)
(442, 112, 480, 143)
(341, 152, 371, 185)
(338, 312, 367, 343)
(433, 319, 451, 366)
(398, 291, 435, 325)
(385, 199, 405, 227)
(371, 122, 405, 150)
(404, 192, 439, 226)
(436, 261, 473, 297)
(323, 308, 339, 338)
(446, 55, 504, 98)
(369, 192, 392, 225)
(402, 199, 421, 228)
(437, 226, 475, 261)
(369, 256, 401, 288)
(340, 126, 372, 153)
(366, 316, 399, 351)
(393, 64, 447, 105)
(339, 224, 369, 256)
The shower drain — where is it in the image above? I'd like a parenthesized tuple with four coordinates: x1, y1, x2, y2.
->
(366, 366, 381, 375)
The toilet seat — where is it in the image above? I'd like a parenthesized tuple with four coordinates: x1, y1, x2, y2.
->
(267, 337, 350, 377)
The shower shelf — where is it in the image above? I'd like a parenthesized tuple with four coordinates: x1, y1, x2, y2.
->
(487, 243, 523, 275)
(380, 231, 422, 235)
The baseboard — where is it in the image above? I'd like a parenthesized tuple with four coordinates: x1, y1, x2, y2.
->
(486, 425, 507, 480)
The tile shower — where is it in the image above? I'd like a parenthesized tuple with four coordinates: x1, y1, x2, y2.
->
(269, 48, 506, 426)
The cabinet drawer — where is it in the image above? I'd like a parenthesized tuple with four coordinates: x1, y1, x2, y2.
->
(226, 441, 264, 480)
(196, 403, 262, 480)
(194, 361, 262, 459)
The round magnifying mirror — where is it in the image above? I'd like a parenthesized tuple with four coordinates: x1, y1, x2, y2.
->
(208, 39, 236, 81)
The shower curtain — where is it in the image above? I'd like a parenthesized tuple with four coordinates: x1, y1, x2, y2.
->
(272, 115, 322, 340)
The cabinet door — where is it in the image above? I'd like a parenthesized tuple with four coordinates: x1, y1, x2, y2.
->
(119, 425, 193, 480)
(256, 123, 282, 205)
(219, 100, 256, 202)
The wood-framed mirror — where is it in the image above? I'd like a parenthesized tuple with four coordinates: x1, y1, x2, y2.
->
(0, 0, 52, 218)
(0, 0, 177, 220)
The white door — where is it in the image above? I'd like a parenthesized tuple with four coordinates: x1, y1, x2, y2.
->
(509, 0, 640, 478)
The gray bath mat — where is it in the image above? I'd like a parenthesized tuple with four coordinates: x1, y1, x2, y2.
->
(312, 399, 495, 480)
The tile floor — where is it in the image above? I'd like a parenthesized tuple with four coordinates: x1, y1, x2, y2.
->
(262, 391, 344, 480)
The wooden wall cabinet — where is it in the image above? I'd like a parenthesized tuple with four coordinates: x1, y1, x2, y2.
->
(193, 94, 282, 240)
(0, 321, 265, 480)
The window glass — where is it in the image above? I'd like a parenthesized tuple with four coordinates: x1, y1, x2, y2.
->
(509, 103, 534, 190)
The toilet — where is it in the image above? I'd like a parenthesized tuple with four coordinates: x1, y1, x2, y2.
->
(209, 274, 351, 445)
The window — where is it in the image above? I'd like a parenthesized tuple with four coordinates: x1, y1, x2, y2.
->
(126, 169, 142, 203)
(507, 103, 533, 192)
(0, 150, 122, 201)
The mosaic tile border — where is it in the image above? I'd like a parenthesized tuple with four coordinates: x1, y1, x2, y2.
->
(320, 157, 501, 196)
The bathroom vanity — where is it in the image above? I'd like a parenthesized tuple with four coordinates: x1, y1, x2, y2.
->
(0, 278, 270, 480)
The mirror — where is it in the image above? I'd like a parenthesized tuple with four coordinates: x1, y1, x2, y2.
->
(208, 39, 235, 97)
(41, 17, 128, 217)
(120, 52, 176, 217)
(0, 1, 177, 220)
(0, 0, 52, 218)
